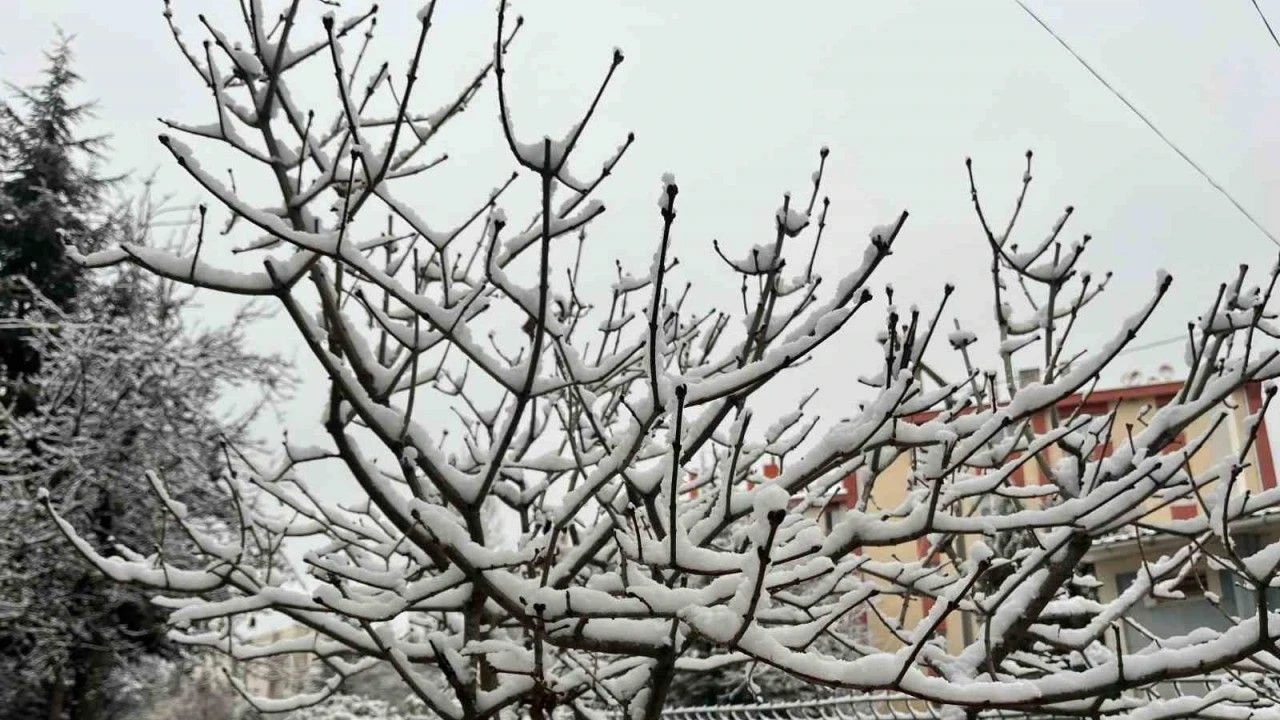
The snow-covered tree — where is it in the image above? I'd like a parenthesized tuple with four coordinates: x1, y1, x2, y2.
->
(0, 194, 289, 719)
(0, 33, 113, 415)
(282, 692, 429, 720)
(0, 37, 289, 720)
(105, 654, 250, 720)
(50, 2, 1280, 719)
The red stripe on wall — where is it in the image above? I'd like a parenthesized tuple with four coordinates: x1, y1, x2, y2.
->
(1246, 383, 1277, 490)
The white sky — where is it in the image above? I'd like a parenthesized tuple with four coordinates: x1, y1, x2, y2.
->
(4, 1, 1280, 479)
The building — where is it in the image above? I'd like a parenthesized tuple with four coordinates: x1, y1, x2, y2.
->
(787, 377, 1277, 656)
(240, 622, 316, 700)
(184, 620, 316, 706)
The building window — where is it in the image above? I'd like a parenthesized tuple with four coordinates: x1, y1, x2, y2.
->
(1162, 571, 1209, 601)
(1076, 402, 1113, 461)
(823, 503, 843, 533)
(1117, 569, 1210, 605)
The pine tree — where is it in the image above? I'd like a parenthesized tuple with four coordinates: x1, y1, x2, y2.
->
(0, 39, 289, 720)
(0, 205, 289, 719)
(0, 37, 114, 719)
(0, 33, 111, 416)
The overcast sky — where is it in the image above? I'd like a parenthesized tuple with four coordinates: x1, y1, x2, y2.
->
(4, 1, 1280, 467)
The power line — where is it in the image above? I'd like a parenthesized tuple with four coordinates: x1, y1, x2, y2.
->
(1013, 0, 1280, 250)
(1252, 0, 1280, 51)
(1115, 334, 1183, 356)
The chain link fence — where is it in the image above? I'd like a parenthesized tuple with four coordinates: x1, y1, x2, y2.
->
(655, 676, 1266, 720)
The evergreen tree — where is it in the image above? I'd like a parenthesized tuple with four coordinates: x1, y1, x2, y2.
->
(0, 33, 111, 415)
(0, 202, 289, 719)
(0, 39, 290, 720)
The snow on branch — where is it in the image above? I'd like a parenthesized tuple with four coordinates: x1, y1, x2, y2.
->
(44, 2, 1280, 719)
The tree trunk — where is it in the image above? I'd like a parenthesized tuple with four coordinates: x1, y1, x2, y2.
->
(48, 669, 65, 720)
(68, 646, 107, 720)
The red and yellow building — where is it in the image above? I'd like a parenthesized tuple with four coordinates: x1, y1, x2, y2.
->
(781, 379, 1277, 654)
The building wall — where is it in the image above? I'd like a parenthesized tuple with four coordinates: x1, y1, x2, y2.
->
(802, 380, 1276, 657)
(239, 623, 315, 700)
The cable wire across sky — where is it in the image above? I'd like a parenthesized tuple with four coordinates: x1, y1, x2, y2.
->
(1014, 0, 1280, 250)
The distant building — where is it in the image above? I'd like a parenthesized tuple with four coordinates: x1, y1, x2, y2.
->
(793, 378, 1276, 655)
(186, 620, 316, 706)
(240, 623, 315, 700)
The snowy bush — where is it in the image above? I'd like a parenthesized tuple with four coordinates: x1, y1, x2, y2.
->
(44, 2, 1280, 719)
